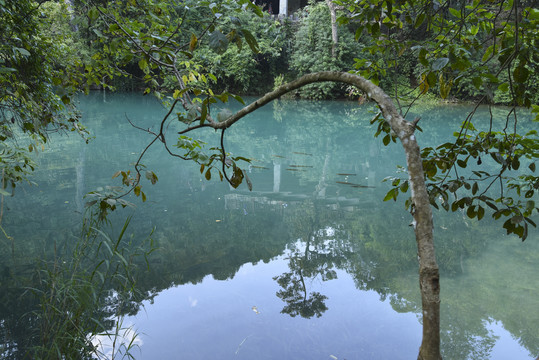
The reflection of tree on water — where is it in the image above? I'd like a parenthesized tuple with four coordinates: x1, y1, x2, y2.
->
(268, 197, 514, 359)
(274, 201, 351, 318)
(274, 241, 329, 319)
(3, 95, 539, 358)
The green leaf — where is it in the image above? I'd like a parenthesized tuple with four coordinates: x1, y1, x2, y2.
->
(503, 218, 513, 233)
(189, 33, 198, 52)
(14, 47, 30, 57)
(173, 89, 184, 99)
(209, 30, 229, 54)
(427, 72, 437, 88)
(466, 205, 476, 218)
(439, 75, 452, 99)
(414, 13, 426, 28)
(482, 45, 494, 62)
(200, 102, 208, 124)
(241, 29, 260, 53)
(449, 7, 461, 18)
(0, 67, 17, 73)
(145, 171, 158, 185)
(230, 166, 244, 188)
(510, 156, 520, 170)
(92, 28, 104, 38)
(138, 58, 149, 74)
(383, 188, 398, 202)
(418, 48, 429, 67)
(477, 206, 485, 220)
(88, 6, 99, 21)
(513, 64, 530, 83)
(498, 83, 509, 92)
(396, 180, 407, 193)
(243, 170, 253, 191)
(431, 58, 449, 71)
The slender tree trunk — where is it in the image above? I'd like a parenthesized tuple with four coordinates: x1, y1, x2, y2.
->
(216, 71, 442, 359)
(325, 0, 338, 58)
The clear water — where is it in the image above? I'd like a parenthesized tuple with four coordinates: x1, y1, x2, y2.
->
(1, 92, 538, 359)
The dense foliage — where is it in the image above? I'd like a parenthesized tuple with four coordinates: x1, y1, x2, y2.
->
(288, 1, 362, 99)
(64, 0, 539, 105)
(336, 0, 539, 239)
(195, 11, 294, 94)
(0, 0, 88, 191)
(0, 0, 538, 359)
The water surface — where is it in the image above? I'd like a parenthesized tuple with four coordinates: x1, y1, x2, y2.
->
(1, 92, 538, 359)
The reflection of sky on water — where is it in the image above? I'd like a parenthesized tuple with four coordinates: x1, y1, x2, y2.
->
(488, 321, 533, 360)
(127, 261, 535, 360)
(91, 326, 143, 359)
(128, 259, 423, 360)
(2, 93, 537, 359)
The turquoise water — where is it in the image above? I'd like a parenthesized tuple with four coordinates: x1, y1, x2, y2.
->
(1, 92, 538, 359)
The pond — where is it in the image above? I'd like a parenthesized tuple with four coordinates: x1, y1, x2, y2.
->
(1, 92, 538, 359)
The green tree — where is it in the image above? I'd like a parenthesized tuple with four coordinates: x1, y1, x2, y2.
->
(194, 11, 293, 94)
(0, 0, 88, 193)
(83, 1, 538, 359)
(289, 1, 361, 99)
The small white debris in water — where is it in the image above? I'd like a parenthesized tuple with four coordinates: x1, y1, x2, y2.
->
(330, 356, 338, 360)
(216, 220, 221, 222)
(252, 306, 260, 314)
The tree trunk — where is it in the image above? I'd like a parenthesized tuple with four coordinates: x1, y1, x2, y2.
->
(325, 0, 338, 58)
(216, 71, 442, 359)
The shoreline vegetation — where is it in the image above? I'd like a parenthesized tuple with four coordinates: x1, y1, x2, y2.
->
(1, 0, 537, 359)
(85, 2, 537, 107)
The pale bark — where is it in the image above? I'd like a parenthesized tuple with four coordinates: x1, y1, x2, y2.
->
(212, 71, 441, 360)
(325, 0, 339, 58)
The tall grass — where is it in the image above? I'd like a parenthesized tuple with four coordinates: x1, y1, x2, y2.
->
(23, 215, 156, 360)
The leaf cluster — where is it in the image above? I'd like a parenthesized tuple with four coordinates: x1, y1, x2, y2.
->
(0, 0, 89, 189)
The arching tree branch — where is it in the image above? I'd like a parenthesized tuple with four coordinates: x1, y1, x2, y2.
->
(177, 71, 440, 359)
